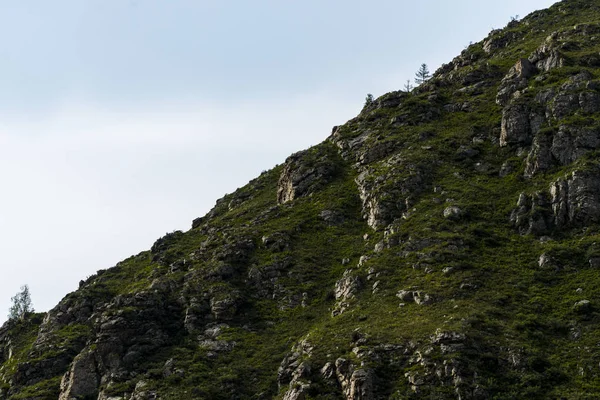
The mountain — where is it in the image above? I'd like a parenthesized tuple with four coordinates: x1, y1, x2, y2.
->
(5, 0, 600, 398)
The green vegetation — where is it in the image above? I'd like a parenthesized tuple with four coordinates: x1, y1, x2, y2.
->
(4, 0, 600, 398)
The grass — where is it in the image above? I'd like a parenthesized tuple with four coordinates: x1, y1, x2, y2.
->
(7, 0, 600, 398)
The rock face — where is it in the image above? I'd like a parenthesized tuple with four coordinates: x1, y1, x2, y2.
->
(7, 2, 600, 399)
(58, 348, 99, 400)
(499, 104, 542, 147)
(335, 359, 374, 400)
(277, 146, 339, 204)
(496, 58, 537, 106)
(497, 65, 600, 177)
(354, 159, 429, 230)
(511, 166, 600, 234)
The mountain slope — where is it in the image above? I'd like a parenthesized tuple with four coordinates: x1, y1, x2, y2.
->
(4, 0, 600, 398)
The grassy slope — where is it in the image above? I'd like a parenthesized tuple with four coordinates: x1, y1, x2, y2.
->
(4, 0, 600, 398)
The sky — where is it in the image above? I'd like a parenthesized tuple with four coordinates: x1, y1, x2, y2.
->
(0, 0, 558, 323)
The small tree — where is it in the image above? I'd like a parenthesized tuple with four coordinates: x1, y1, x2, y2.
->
(414, 63, 431, 85)
(403, 79, 414, 93)
(8, 285, 33, 321)
(364, 93, 374, 106)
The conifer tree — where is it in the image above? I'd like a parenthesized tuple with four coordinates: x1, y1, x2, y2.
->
(414, 63, 431, 85)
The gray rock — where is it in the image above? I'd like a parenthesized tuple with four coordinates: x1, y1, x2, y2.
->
(58, 348, 99, 400)
(277, 148, 337, 204)
(552, 93, 580, 119)
(529, 37, 565, 72)
(500, 104, 533, 147)
(524, 130, 554, 177)
(210, 295, 238, 320)
(262, 232, 290, 252)
(510, 191, 552, 235)
(497, 58, 537, 106)
(413, 292, 433, 306)
(320, 362, 336, 380)
(335, 358, 374, 400)
(396, 290, 414, 302)
(443, 206, 464, 220)
(573, 300, 592, 314)
(355, 160, 428, 230)
(282, 382, 310, 400)
(525, 125, 600, 177)
(589, 258, 600, 268)
(130, 380, 159, 400)
(483, 30, 519, 54)
(512, 166, 600, 234)
(198, 339, 235, 352)
(319, 209, 344, 225)
(334, 270, 362, 301)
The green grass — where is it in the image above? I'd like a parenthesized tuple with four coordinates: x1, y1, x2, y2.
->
(7, 1, 600, 398)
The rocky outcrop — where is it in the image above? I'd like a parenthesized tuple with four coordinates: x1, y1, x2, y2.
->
(499, 68, 600, 175)
(497, 58, 537, 106)
(279, 338, 315, 399)
(528, 33, 566, 72)
(277, 147, 338, 204)
(499, 104, 543, 147)
(335, 358, 374, 400)
(404, 330, 487, 399)
(512, 166, 600, 234)
(58, 348, 99, 400)
(332, 269, 362, 316)
(482, 29, 521, 54)
(355, 157, 429, 230)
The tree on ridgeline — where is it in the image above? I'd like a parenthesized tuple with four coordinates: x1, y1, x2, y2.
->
(8, 285, 33, 321)
(414, 63, 431, 85)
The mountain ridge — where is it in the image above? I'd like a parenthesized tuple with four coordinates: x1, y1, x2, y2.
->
(5, 0, 600, 398)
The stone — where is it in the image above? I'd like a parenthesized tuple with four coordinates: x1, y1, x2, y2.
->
(573, 300, 592, 314)
(210, 295, 238, 320)
(413, 292, 433, 306)
(396, 290, 414, 302)
(443, 206, 463, 220)
(483, 30, 519, 54)
(512, 166, 600, 234)
(320, 362, 335, 380)
(198, 339, 235, 352)
(524, 130, 554, 177)
(335, 358, 374, 400)
(537, 253, 559, 271)
(500, 104, 533, 147)
(355, 159, 429, 230)
(496, 58, 537, 106)
(282, 382, 310, 400)
(319, 209, 344, 225)
(529, 37, 565, 72)
(334, 270, 362, 301)
(277, 148, 337, 204)
(455, 146, 479, 159)
(58, 348, 99, 400)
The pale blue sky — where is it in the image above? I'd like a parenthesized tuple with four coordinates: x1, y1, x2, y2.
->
(0, 0, 557, 322)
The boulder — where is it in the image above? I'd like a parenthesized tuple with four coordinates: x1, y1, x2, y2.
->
(443, 206, 464, 220)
